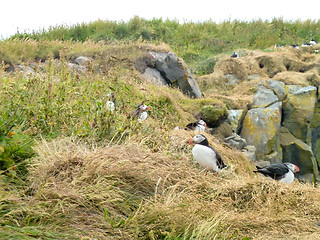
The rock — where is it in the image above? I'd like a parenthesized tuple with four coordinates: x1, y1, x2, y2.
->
(282, 85, 317, 143)
(16, 65, 35, 75)
(311, 102, 320, 169)
(224, 74, 239, 86)
(255, 160, 271, 169)
(67, 63, 87, 74)
(75, 56, 92, 66)
(148, 51, 202, 98)
(241, 145, 257, 161)
(142, 67, 168, 86)
(199, 105, 228, 127)
(251, 85, 279, 108)
(266, 79, 287, 101)
(225, 133, 247, 150)
(240, 102, 282, 163)
(228, 109, 243, 132)
(280, 127, 319, 183)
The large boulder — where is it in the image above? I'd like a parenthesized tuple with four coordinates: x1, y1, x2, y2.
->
(228, 109, 244, 132)
(251, 85, 279, 108)
(282, 86, 317, 144)
(280, 127, 319, 183)
(240, 102, 282, 163)
(142, 67, 168, 86)
(139, 51, 202, 98)
(266, 79, 287, 101)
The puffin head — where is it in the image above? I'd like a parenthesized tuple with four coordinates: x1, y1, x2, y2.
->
(139, 104, 150, 111)
(197, 120, 207, 127)
(189, 134, 207, 145)
(284, 163, 300, 173)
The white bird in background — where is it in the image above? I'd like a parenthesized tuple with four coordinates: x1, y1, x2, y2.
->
(189, 134, 227, 173)
(231, 52, 239, 58)
(310, 38, 317, 45)
(254, 163, 300, 184)
(106, 92, 115, 112)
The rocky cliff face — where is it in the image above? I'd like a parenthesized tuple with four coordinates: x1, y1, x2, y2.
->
(216, 47, 320, 183)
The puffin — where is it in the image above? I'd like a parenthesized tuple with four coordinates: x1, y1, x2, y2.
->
(185, 120, 207, 132)
(106, 92, 115, 112)
(231, 52, 239, 59)
(131, 101, 150, 122)
(254, 163, 300, 184)
(302, 43, 311, 47)
(289, 43, 299, 49)
(310, 38, 317, 45)
(189, 134, 227, 173)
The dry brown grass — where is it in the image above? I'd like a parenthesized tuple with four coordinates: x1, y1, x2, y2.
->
(7, 133, 316, 239)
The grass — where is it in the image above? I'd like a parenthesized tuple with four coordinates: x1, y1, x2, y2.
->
(1, 22, 320, 238)
(7, 17, 320, 75)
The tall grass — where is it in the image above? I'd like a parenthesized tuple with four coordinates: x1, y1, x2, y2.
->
(9, 17, 320, 74)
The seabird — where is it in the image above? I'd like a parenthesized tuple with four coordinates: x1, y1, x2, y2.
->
(231, 52, 239, 58)
(131, 101, 150, 122)
(189, 134, 227, 173)
(254, 162, 300, 184)
(289, 43, 299, 49)
(302, 43, 311, 47)
(185, 120, 207, 132)
(310, 38, 317, 45)
(106, 92, 115, 112)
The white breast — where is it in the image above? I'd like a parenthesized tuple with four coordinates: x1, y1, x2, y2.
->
(106, 101, 115, 112)
(138, 111, 148, 121)
(278, 171, 294, 184)
(192, 144, 219, 172)
(194, 125, 205, 132)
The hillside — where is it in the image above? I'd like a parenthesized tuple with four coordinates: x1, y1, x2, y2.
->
(1, 20, 320, 239)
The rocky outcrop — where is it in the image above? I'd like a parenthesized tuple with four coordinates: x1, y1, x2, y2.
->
(282, 86, 317, 144)
(240, 101, 282, 163)
(137, 51, 202, 98)
(280, 127, 319, 182)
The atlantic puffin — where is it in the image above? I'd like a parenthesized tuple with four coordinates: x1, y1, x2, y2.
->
(254, 163, 300, 184)
(189, 134, 227, 172)
(131, 101, 150, 122)
(106, 92, 115, 112)
(231, 52, 239, 59)
(310, 38, 317, 45)
(185, 120, 207, 132)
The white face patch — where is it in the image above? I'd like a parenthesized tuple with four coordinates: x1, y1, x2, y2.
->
(140, 104, 149, 111)
(193, 134, 206, 144)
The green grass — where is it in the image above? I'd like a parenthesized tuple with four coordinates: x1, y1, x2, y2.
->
(7, 17, 320, 74)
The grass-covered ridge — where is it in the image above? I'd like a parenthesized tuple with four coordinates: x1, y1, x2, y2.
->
(1, 20, 320, 239)
(9, 17, 320, 74)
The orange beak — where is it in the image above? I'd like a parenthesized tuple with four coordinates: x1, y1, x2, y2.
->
(146, 106, 150, 111)
(189, 138, 195, 145)
(294, 165, 300, 173)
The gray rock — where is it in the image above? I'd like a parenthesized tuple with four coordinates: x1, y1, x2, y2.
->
(252, 85, 279, 108)
(67, 63, 87, 74)
(280, 127, 319, 183)
(142, 67, 168, 86)
(75, 56, 92, 66)
(149, 51, 202, 98)
(224, 74, 239, 86)
(228, 109, 243, 132)
(267, 79, 287, 101)
(241, 145, 257, 161)
(282, 85, 317, 143)
(16, 65, 35, 75)
(225, 133, 247, 149)
(240, 101, 282, 162)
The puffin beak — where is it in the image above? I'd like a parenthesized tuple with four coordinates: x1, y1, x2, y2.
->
(294, 165, 300, 173)
(204, 122, 207, 127)
(146, 106, 150, 111)
(189, 138, 195, 145)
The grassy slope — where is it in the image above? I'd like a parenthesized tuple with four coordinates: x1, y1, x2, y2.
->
(1, 20, 320, 239)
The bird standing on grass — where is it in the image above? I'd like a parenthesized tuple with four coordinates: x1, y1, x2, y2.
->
(189, 134, 227, 173)
(106, 92, 116, 112)
(254, 163, 300, 184)
(131, 101, 150, 122)
(185, 119, 207, 132)
(231, 52, 239, 58)
(310, 38, 317, 45)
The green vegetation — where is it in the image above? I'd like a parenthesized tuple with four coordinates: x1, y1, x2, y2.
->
(9, 17, 320, 74)
(1, 18, 320, 239)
